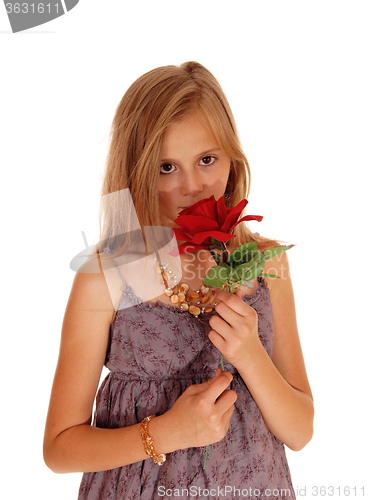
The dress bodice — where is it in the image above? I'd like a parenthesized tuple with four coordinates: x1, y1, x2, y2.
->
(78, 270, 295, 500)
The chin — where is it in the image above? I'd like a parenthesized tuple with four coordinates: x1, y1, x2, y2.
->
(160, 215, 176, 229)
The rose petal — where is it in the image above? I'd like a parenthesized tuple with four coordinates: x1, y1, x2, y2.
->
(173, 242, 208, 254)
(240, 214, 263, 222)
(221, 199, 248, 232)
(191, 230, 236, 244)
(191, 199, 217, 219)
(172, 228, 194, 240)
(229, 214, 263, 233)
(172, 196, 262, 256)
(216, 197, 229, 226)
(178, 196, 216, 217)
(174, 215, 219, 232)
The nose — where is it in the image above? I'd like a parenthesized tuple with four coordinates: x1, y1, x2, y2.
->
(180, 170, 204, 197)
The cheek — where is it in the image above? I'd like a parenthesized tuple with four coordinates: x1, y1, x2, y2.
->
(158, 190, 174, 212)
(211, 175, 230, 197)
(212, 163, 231, 188)
(158, 178, 173, 196)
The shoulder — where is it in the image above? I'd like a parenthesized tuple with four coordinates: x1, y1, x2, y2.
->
(72, 255, 109, 297)
(68, 255, 117, 326)
(262, 248, 292, 295)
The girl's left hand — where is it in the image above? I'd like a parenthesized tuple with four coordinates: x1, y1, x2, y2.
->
(208, 289, 261, 370)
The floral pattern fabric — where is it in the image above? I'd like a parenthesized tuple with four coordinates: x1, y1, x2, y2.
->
(78, 276, 296, 500)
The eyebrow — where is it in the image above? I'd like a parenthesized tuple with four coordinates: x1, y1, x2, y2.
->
(160, 148, 222, 162)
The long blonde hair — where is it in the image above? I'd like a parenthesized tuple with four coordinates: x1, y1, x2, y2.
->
(96, 61, 278, 259)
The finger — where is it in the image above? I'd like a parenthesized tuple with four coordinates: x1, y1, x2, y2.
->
(185, 368, 226, 396)
(213, 301, 241, 328)
(215, 290, 251, 316)
(207, 367, 223, 383)
(209, 314, 233, 339)
(215, 388, 237, 414)
(215, 297, 255, 327)
(221, 401, 236, 425)
(201, 371, 233, 401)
(208, 328, 227, 352)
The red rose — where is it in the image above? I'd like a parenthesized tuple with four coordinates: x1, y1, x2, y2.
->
(172, 196, 263, 254)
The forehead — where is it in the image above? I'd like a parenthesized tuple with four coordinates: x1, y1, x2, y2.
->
(161, 113, 219, 157)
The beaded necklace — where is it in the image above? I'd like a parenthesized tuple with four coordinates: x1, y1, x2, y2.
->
(157, 261, 218, 317)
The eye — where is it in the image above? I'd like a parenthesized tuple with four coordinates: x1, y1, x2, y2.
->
(199, 155, 216, 166)
(160, 163, 176, 174)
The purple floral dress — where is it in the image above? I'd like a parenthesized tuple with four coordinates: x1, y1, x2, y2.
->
(78, 260, 296, 500)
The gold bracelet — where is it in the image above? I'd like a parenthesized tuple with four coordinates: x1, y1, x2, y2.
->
(140, 415, 166, 465)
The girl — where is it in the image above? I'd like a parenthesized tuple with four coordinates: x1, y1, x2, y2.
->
(43, 61, 314, 500)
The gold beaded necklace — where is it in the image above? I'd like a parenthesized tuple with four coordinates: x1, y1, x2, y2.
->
(157, 262, 218, 317)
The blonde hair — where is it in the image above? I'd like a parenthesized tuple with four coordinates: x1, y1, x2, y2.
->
(96, 61, 278, 258)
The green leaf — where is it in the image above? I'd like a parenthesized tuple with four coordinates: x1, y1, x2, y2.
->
(236, 250, 266, 281)
(241, 280, 254, 288)
(210, 238, 223, 250)
(234, 250, 264, 272)
(228, 241, 258, 266)
(219, 261, 231, 269)
(228, 267, 240, 281)
(202, 265, 228, 288)
(263, 244, 294, 261)
(259, 273, 280, 279)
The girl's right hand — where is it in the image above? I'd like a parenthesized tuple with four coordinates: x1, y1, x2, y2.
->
(158, 369, 237, 451)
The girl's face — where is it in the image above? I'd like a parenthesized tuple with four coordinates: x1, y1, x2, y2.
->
(158, 113, 231, 227)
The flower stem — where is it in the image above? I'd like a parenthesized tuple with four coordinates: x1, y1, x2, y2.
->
(220, 241, 230, 263)
(203, 243, 229, 470)
(203, 444, 209, 469)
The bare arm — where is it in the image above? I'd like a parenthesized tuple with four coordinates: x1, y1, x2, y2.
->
(43, 260, 236, 473)
(208, 252, 314, 451)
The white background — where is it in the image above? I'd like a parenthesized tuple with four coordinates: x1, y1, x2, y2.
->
(1, 1, 367, 499)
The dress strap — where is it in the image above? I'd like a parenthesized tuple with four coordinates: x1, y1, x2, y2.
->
(99, 246, 143, 314)
(110, 257, 128, 288)
(102, 247, 128, 288)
